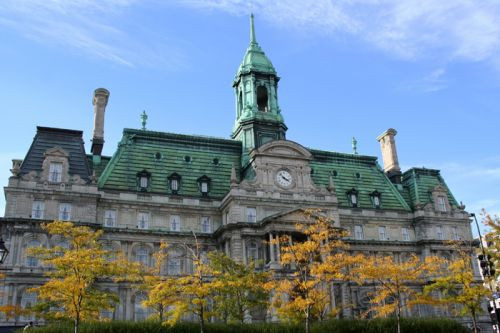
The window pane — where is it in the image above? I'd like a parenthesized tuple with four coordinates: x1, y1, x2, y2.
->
(49, 162, 62, 182)
(373, 196, 380, 207)
(140, 176, 148, 188)
(59, 203, 72, 221)
(436, 226, 443, 240)
(354, 225, 363, 240)
(201, 182, 208, 193)
(32, 201, 44, 219)
(104, 210, 116, 227)
(138, 213, 149, 229)
(201, 217, 211, 233)
(170, 215, 180, 231)
(438, 196, 447, 212)
(247, 208, 257, 223)
(402, 227, 410, 241)
(378, 226, 386, 240)
(351, 194, 357, 205)
(171, 179, 178, 191)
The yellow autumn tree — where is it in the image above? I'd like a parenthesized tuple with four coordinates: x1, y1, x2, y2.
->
(141, 241, 183, 323)
(267, 210, 355, 333)
(422, 242, 489, 333)
(27, 221, 140, 333)
(483, 210, 500, 278)
(209, 251, 269, 323)
(351, 254, 443, 333)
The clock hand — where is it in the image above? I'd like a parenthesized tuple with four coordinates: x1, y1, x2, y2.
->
(281, 175, 290, 182)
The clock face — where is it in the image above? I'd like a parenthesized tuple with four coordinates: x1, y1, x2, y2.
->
(276, 170, 293, 188)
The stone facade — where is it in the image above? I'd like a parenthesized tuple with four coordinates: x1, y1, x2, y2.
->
(0, 16, 488, 331)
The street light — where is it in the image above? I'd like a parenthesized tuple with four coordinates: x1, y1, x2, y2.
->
(0, 237, 9, 264)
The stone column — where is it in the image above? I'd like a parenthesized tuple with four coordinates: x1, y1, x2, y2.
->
(269, 233, 275, 263)
(230, 234, 243, 263)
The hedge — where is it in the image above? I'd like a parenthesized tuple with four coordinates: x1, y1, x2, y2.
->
(21, 318, 468, 333)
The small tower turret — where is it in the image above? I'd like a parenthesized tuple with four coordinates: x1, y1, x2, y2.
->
(232, 15, 287, 164)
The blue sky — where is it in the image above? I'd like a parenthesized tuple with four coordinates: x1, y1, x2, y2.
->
(0, 1, 499, 231)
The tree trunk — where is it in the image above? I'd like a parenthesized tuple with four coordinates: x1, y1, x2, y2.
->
(305, 305, 310, 333)
(200, 306, 205, 333)
(74, 312, 80, 333)
(471, 309, 478, 333)
(396, 301, 401, 333)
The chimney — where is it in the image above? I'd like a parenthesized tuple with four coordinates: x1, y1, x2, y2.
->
(376, 128, 402, 184)
(91, 88, 110, 156)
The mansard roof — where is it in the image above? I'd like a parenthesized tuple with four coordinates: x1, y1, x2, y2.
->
(20, 126, 91, 180)
(402, 167, 459, 208)
(309, 149, 412, 211)
(97, 129, 242, 198)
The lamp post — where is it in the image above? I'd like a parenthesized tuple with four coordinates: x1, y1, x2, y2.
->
(470, 213, 499, 332)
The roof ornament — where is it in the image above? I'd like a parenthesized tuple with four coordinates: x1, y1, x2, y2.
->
(230, 163, 238, 186)
(250, 13, 257, 45)
(327, 175, 336, 193)
(140, 110, 148, 130)
(352, 136, 358, 155)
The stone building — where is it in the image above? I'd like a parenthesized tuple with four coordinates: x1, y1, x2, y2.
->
(0, 15, 480, 327)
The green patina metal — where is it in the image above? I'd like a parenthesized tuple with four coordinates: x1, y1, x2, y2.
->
(141, 111, 148, 130)
(93, 15, 460, 212)
(310, 150, 411, 211)
(232, 15, 287, 164)
(402, 167, 459, 208)
(352, 137, 358, 155)
(98, 129, 242, 198)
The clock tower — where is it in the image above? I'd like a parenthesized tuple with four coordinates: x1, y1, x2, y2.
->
(232, 15, 287, 165)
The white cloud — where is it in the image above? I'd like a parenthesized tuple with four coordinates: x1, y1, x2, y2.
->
(400, 67, 448, 93)
(178, 0, 500, 64)
(0, 0, 187, 69)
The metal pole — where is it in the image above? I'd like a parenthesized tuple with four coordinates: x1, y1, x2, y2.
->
(471, 213, 499, 332)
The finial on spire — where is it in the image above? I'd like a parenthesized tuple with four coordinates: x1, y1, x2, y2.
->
(140, 110, 148, 130)
(352, 137, 358, 155)
(250, 13, 256, 44)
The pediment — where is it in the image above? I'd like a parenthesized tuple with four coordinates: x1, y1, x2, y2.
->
(431, 184, 447, 194)
(44, 146, 69, 158)
(252, 140, 312, 160)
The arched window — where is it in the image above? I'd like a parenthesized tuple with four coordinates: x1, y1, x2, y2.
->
(257, 86, 268, 112)
(25, 239, 41, 267)
(134, 246, 150, 267)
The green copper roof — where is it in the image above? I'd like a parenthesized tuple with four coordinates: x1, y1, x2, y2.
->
(402, 168, 459, 208)
(98, 129, 242, 198)
(310, 149, 411, 211)
(235, 14, 276, 77)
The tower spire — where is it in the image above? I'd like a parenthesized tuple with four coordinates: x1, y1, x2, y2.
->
(250, 13, 256, 44)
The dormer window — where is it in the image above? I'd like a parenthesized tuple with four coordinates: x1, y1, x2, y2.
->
(198, 175, 211, 196)
(49, 162, 62, 183)
(168, 173, 181, 194)
(137, 170, 151, 191)
(371, 191, 381, 209)
(437, 196, 447, 212)
(347, 188, 358, 208)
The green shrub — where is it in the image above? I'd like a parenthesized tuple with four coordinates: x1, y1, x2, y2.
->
(21, 318, 468, 333)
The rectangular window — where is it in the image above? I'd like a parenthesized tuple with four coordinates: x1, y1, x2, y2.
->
(402, 227, 410, 241)
(104, 210, 116, 227)
(354, 225, 364, 240)
(378, 226, 387, 241)
(31, 201, 44, 219)
(247, 208, 257, 223)
(58, 203, 72, 221)
(139, 176, 148, 189)
(373, 195, 380, 208)
(452, 226, 460, 240)
(170, 215, 181, 232)
(201, 182, 208, 193)
(436, 226, 444, 240)
(49, 162, 63, 182)
(170, 179, 179, 192)
(137, 212, 149, 230)
(350, 194, 358, 207)
(201, 216, 211, 233)
(437, 196, 447, 212)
